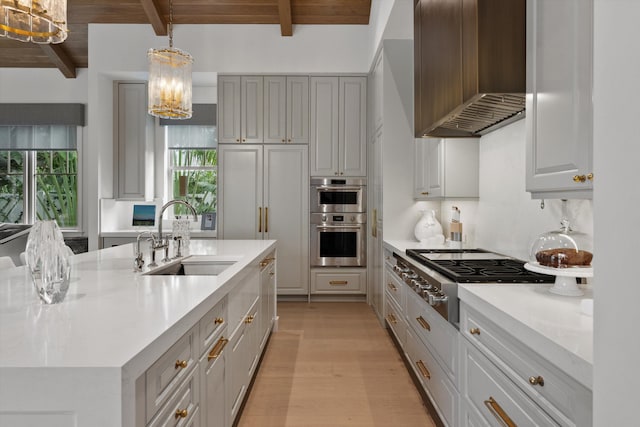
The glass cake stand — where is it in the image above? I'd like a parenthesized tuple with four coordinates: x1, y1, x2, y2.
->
(524, 262, 593, 296)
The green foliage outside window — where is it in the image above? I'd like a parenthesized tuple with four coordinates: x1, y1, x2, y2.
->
(171, 149, 217, 216)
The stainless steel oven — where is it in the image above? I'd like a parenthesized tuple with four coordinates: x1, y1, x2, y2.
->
(310, 178, 366, 213)
(310, 213, 366, 267)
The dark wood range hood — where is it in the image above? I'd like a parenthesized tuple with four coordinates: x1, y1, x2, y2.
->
(414, 0, 526, 138)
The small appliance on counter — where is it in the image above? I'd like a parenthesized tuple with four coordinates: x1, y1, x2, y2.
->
(525, 217, 593, 296)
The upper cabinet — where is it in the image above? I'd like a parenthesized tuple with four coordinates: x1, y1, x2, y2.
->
(525, 0, 593, 199)
(414, 0, 526, 137)
(414, 138, 479, 200)
(310, 76, 367, 177)
(264, 76, 310, 144)
(113, 81, 154, 200)
(219, 75, 309, 145)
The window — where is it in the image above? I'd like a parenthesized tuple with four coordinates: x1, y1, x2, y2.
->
(166, 125, 217, 216)
(0, 125, 80, 229)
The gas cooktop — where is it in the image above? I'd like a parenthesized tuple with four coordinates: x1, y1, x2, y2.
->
(405, 249, 555, 284)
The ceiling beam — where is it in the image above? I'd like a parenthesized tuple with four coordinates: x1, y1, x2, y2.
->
(278, 0, 293, 36)
(39, 44, 76, 79)
(140, 0, 168, 36)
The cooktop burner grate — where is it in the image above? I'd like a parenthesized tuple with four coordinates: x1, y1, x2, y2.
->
(406, 249, 555, 283)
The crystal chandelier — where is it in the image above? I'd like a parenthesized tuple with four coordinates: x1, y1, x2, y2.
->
(0, 0, 68, 43)
(147, 0, 193, 119)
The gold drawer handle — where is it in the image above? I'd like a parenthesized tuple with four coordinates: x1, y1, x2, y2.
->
(386, 313, 397, 324)
(175, 359, 188, 369)
(469, 327, 481, 335)
(420, 191, 429, 195)
(416, 316, 431, 331)
(175, 408, 188, 419)
(416, 360, 431, 379)
(329, 280, 348, 286)
(573, 174, 587, 183)
(245, 315, 255, 324)
(484, 396, 516, 427)
(208, 337, 229, 361)
(214, 317, 224, 325)
(529, 375, 545, 387)
(387, 282, 397, 291)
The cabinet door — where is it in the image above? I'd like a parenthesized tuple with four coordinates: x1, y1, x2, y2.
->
(310, 76, 339, 176)
(228, 323, 248, 423)
(200, 338, 226, 427)
(414, 138, 430, 199)
(241, 76, 264, 143)
(264, 76, 287, 144)
(114, 82, 153, 200)
(339, 77, 367, 177)
(218, 76, 241, 143)
(372, 51, 384, 133)
(426, 138, 443, 198)
(287, 76, 310, 144)
(264, 145, 309, 295)
(525, 0, 593, 198)
(218, 145, 263, 239)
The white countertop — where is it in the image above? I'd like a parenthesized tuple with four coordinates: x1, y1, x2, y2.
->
(459, 283, 593, 389)
(384, 239, 593, 390)
(0, 239, 275, 371)
(383, 239, 472, 254)
(101, 229, 218, 238)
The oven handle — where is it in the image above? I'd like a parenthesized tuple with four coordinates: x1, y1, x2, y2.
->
(316, 186, 363, 191)
(316, 225, 364, 230)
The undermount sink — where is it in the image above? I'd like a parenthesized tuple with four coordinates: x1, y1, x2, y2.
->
(144, 255, 242, 276)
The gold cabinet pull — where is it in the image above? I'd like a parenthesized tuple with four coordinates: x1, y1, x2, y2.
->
(484, 396, 516, 427)
(529, 375, 544, 387)
(420, 191, 429, 195)
(175, 359, 188, 369)
(245, 315, 255, 324)
(175, 409, 188, 419)
(573, 174, 587, 183)
(329, 280, 348, 286)
(387, 282, 397, 291)
(416, 360, 431, 379)
(258, 207, 262, 232)
(386, 313, 397, 324)
(469, 327, 481, 335)
(260, 257, 276, 268)
(265, 207, 269, 233)
(416, 316, 431, 331)
(587, 172, 594, 181)
(214, 317, 224, 325)
(236, 138, 240, 142)
(208, 336, 229, 361)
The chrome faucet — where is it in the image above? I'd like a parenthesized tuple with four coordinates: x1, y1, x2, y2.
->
(154, 200, 198, 262)
(134, 231, 157, 270)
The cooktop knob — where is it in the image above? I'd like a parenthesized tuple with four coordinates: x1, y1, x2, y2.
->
(428, 293, 448, 306)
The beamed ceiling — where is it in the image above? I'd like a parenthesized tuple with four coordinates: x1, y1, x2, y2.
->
(0, 0, 372, 78)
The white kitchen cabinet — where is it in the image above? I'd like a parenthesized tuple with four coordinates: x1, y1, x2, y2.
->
(310, 267, 366, 294)
(228, 298, 258, 423)
(218, 144, 309, 296)
(460, 302, 592, 426)
(113, 81, 154, 200)
(525, 0, 593, 199)
(414, 138, 479, 200)
(264, 76, 309, 144)
(258, 254, 276, 351)
(310, 76, 367, 177)
(218, 76, 263, 143)
(199, 334, 227, 427)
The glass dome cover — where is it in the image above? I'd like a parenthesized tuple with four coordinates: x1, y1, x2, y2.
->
(530, 218, 593, 268)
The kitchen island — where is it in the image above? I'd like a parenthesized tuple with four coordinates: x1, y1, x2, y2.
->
(0, 239, 277, 427)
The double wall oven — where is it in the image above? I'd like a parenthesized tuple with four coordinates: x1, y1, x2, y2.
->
(310, 178, 366, 267)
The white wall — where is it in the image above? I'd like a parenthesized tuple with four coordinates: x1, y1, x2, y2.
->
(592, 0, 640, 423)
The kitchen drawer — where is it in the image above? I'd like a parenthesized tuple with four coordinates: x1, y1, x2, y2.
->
(460, 302, 592, 426)
(384, 267, 404, 308)
(146, 326, 198, 423)
(460, 337, 559, 427)
(148, 365, 200, 427)
(385, 296, 406, 349)
(406, 290, 458, 385)
(199, 297, 227, 356)
(406, 328, 459, 427)
(311, 268, 366, 294)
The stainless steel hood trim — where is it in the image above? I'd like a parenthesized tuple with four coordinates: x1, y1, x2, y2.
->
(423, 93, 526, 137)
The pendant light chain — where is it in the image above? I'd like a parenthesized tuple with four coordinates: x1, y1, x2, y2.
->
(168, 0, 174, 48)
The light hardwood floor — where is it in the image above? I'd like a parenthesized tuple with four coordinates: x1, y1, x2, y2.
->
(237, 302, 436, 427)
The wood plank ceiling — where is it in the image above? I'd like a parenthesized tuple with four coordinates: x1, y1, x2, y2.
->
(0, 0, 371, 78)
